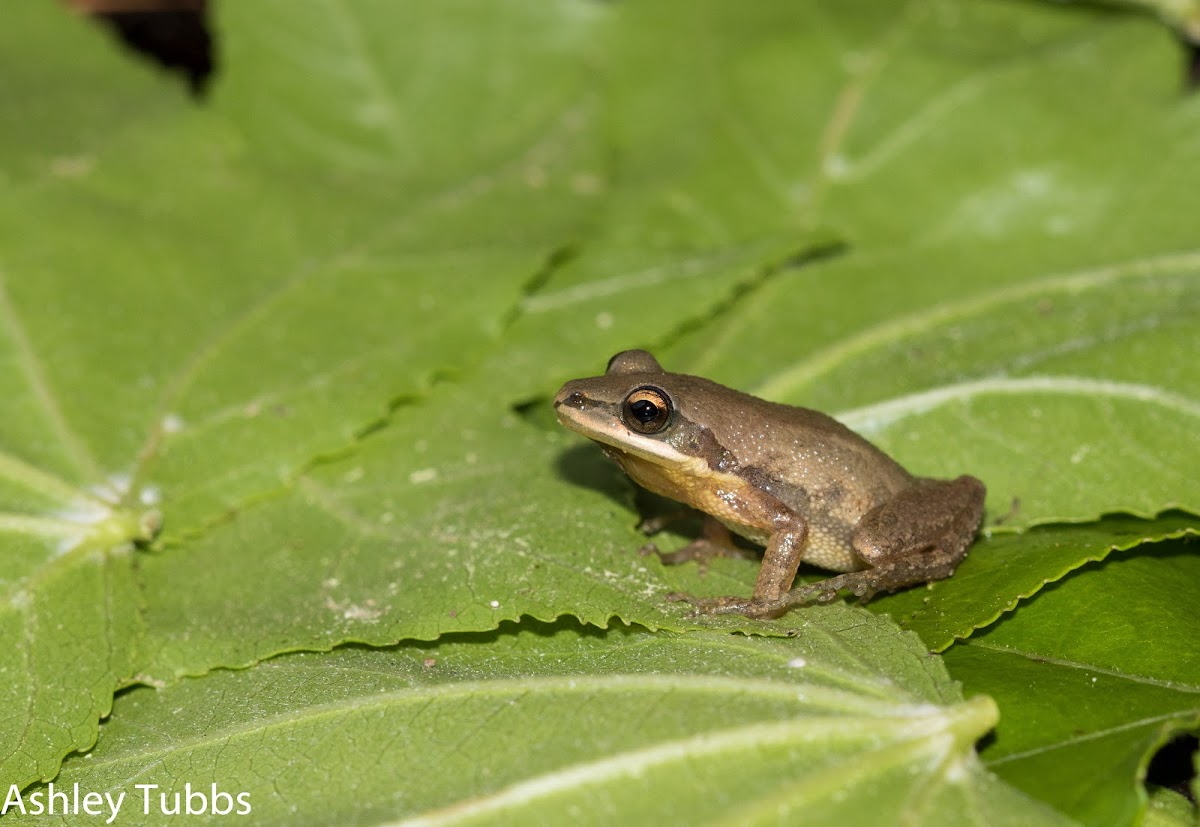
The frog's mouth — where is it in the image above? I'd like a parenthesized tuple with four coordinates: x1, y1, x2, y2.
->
(554, 395, 692, 468)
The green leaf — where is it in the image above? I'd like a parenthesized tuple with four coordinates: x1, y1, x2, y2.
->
(1144, 787, 1198, 827)
(9, 619, 1073, 827)
(2, 0, 1199, 809)
(139, 0, 1200, 683)
(943, 539, 1200, 827)
(0, 0, 612, 788)
(663, 5, 1200, 527)
(0, 541, 140, 788)
(0, 8, 173, 788)
(869, 514, 1200, 651)
(0, 2, 613, 538)
(1090, 0, 1200, 42)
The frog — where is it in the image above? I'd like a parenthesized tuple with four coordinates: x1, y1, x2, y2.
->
(554, 350, 986, 619)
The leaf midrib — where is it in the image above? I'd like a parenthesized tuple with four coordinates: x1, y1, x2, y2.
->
(66, 672, 936, 780)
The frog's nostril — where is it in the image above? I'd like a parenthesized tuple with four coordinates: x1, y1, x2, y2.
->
(555, 391, 586, 409)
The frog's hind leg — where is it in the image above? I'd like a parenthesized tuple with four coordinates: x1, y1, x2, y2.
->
(671, 477, 984, 618)
(779, 475, 986, 607)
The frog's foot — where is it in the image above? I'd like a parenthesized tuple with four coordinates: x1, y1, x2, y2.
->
(638, 510, 689, 536)
(779, 557, 961, 610)
(666, 592, 789, 620)
(641, 516, 757, 575)
(643, 538, 757, 570)
(778, 572, 872, 607)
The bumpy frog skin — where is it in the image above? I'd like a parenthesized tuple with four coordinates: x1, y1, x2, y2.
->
(554, 350, 986, 618)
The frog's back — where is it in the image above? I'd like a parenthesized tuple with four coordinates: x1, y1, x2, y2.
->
(672, 376, 913, 526)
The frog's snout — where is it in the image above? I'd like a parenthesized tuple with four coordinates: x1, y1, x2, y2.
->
(555, 382, 608, 432)
(555, 395, 586, 431)
(553, 382, 588, 412)
(555, 391, 585, 410)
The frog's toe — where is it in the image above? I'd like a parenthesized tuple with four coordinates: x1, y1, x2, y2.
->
(669, 593, 750, 615)
(706, 599, 756, 616)
(782, 580, 844, 607)
(852, 585, 879, 603)
(638, 516, 665, 535)
(701, 596, 792, 619)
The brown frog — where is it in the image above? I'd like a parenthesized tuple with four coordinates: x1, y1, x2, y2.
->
(554, 350, 986, 618)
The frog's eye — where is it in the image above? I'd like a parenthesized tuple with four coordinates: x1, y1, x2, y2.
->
(622, 386, 673, 434)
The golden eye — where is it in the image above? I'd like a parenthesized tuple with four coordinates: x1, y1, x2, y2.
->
(622, 386, 672, 434)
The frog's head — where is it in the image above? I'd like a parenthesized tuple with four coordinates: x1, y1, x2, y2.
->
(554, 350, 717, 471)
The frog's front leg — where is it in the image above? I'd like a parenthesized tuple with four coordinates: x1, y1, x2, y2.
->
(674, 516, 809, 619)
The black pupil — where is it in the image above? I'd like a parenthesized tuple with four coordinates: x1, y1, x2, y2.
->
(630, 399, 660, 423)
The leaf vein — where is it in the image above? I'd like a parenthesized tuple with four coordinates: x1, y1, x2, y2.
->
(967, 640, 1200, 694)
(837, 376, 1200, 437)
(754, 250, 1200, 400)
(0, 270, 106, 484)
